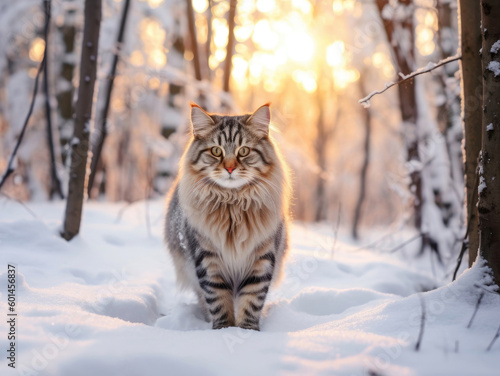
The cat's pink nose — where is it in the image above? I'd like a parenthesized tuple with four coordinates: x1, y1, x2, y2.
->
(226, 167, 235, 174)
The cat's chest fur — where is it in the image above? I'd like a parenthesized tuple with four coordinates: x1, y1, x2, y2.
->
(179, 182, 280, 258)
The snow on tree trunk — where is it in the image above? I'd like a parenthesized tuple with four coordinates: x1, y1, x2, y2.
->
(56, 0, 78, 169)
(459, 0, 483, 266)
(62, 0, 101, 241)
(375, 0, 439, 256)
(478, 0, 500, 283)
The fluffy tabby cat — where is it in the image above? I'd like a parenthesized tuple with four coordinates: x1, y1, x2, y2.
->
(165, 103, 290, 330)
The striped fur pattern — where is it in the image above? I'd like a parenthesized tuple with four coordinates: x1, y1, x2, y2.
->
(165, 104, 290, 330)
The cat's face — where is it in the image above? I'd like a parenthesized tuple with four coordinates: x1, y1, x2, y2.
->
(186, 104, 274, 189)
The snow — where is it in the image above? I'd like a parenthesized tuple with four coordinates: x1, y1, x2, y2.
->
(479, 176, 487, 194)
(491, 40, 500, 54)
(1, 201, 499, 376)
(487, 61, 500, 77)
(486, 123, 494, 132)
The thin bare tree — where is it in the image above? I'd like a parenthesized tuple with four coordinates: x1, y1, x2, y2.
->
(42, 0, 64, 199)
(223, 0, 237, 93)
(352, 76, 371, 240)
(62, 0, 102, 241)
(478, 0, 500, 283)
(87, 0, 131, 198)
(374, 0, 443, 259)
(186, 0, 203, 81)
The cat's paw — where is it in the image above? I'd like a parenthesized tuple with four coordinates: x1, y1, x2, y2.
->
(237, 323, 260, 331)
(212, 323, 233, 330)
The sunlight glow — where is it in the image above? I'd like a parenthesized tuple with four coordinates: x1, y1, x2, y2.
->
(140, 19, 167, 68)
(146, 0, 163, 9)
(252, 20, 279, 50)
(333, 68, 359, 89)
(257, 0, 275, 13)
(416, 25, 435, 56)
(237, 0, 256, 14)
(232, 55, 248, 79)
(292, 0, 312, 14)
(213, 18, 229, 48)
(29, 38, 45, 62)
(326, 41, 345, 68)
(235, 24, 253, 42)
(286, 31, 314, 64)
(130, 50, 144, 66)
(193, 0, 209, 13)
(333, 0, 355, 14)
(293, 69, 317, 93)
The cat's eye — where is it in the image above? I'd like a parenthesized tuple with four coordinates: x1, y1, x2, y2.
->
(238, 147, 250, 157)
(211, 146, 223, 157)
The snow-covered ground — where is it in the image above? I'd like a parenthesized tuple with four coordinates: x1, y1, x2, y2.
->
(0, 200, 499, 376)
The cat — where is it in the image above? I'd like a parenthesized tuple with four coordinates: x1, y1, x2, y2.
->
(165, 103, 290, 330)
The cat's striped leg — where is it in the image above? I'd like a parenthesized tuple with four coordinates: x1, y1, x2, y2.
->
(195, 250, 235, 329)
(235, 247, 275, 331)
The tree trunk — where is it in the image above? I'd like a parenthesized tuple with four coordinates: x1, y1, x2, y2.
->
(436, 0, 462, 193)
(478, 0, 500, 283)
(352, 77, 371, 240)
(205, 0, 213, 81)
(62, 0, 101, 241)
(459, 0, 483, 266)
(42, 0, 64, 199)
(375, 0, 450, 259)
(57, 0, 77, 167)
(87, 0, 130, 198)
(374, 1, 422, 234)
(314, 86, 327, 222)
(223, 0, 237, 93)
(186, 0, 203, 81)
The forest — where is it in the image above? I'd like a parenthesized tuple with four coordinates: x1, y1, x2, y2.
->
(0, 0, 499, 375)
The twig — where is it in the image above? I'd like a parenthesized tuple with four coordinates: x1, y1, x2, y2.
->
(115, 201, 136, 223)
(0, 58, 45, 191)
(0, 192, 38, 219)
(467, 292, 484, 328)
(389, 233, 422, 253)
(145, 150, 153, 238)
(358, 54, 461, 107)
(331, 203, 341, 258)
(486, 322, 500, 351)
(415, 294, 426, 351)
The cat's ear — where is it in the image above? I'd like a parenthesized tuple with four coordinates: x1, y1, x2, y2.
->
(190, 103, 215, 138)
(247, 103, 271, 138)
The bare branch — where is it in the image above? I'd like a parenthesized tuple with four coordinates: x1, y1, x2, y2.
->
(486, 322, 500, 351)
(467, 292, 484, 328)
(0, 57, 45, 191)
(358, 54, 461, 108)
(415, 294, 426, 351)
(0, 192, 38, 219)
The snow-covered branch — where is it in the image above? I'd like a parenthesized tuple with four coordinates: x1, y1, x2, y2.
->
(358, 54, 461, 108)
